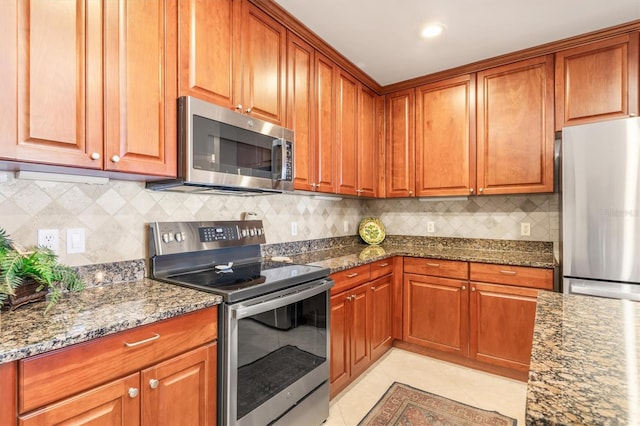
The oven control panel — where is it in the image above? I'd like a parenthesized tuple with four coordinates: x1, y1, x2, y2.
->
(149, 220, 266, 256)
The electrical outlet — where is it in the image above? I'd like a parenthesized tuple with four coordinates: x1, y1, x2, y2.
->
(427, 222, 435, 233)
(38, 229, 59, 253)
(291, 222, 298, 236)
(520, 222, 531, 237)
(343, 221, 349, 232)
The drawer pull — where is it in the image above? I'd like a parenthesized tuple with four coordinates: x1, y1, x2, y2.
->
(371, 286, 376, 290)
(499, 270, 517, 276)
(149, 379, 159, 389)
(426, 262, 440, 267)
(128, 388, 139, 398)
(124, 333, 160, 348)
(346, 273, 358, 278)
(379, 263, 389, 267)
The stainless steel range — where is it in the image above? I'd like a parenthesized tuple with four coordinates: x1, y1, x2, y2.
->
(148, 220, 333, 426)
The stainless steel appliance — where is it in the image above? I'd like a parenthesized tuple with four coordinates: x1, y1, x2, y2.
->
(147, 96, 294, 194)
(148, 220, 333, 425)
(562, 116, 640, 301)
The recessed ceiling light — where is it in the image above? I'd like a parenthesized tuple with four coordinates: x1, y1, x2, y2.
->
(421, 22, 446, 39)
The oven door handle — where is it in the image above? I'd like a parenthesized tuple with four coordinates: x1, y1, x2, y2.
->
(233, 279, 333, 320)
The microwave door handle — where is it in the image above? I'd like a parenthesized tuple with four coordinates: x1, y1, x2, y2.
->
(272, 138, 284, 181)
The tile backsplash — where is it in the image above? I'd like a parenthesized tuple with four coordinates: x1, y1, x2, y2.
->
(0, 172, 559, 265)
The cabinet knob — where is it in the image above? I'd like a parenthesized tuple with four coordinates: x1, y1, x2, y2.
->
(479, 188, 484, 193)
(346, 295, 352, 301)
(409, 191, 413, 195)
(235, 104, 243, 111)
(471, 287, 476, 292)
(245, 107, 253, 114)
(469, 188, 474, 193)
(371, 286, 376, 290)
(90, 152, 100, 160)
(128, 388, 139, 398)
(461, 285, 466, 290)
(110, 155, 120, 163)
(149, 379, 159, 389)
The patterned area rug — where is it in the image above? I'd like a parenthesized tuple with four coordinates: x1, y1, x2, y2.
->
(358, 382, 517, 426)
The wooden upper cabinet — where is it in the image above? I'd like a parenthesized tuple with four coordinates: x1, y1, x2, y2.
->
(476, 55, 555, 195)
(336, 69, 359, 196)
(178, 0, 239, 108)
(11, 0, 177, 177)
(104, 0, 177, 176)
(555, 33, 640, 130)
(315, 53, 338, 193)
(0, 0, 17, 160)
(287, 32, 316, 192)
(13, 0, 104, 168)
(240, 1, 286, 125)
(357, 86, 382, 198)
(385, 89, 415, 197)
(415, 74, 476, 197)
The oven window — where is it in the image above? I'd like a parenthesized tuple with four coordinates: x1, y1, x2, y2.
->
(192, 115, 275, 179)
(235, 291, 327, 420)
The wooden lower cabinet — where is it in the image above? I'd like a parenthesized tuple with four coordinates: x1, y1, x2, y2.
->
(401, 257, 553, 380)
(16, 308, 218, 426)
(330, 260, 393, 398)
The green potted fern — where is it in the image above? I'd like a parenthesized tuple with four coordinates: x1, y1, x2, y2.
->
(0, 228, 84, 314)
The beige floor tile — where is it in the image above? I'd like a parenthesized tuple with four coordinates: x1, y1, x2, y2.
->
(328, 348, 527, 425)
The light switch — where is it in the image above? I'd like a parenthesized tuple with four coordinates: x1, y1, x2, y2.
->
(67, 228, 86, 254)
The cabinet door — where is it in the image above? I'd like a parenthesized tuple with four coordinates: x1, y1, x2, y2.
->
(469, 282, 539, 373)
(329, 292, 350, 396)
(357, 86, 381, 197)
(0, 362, 16, 425)
(287, 32, 316, 192)
(476, 55, 554, 195)
(178, 0, 240, 109)
(104, 0, 178, 176)
(369, 275, 393, 361)
(555, 33, 639, 130)
(240, 1, 286, 125)
(349, 283, 371, 379)
(336, 69, 359, 196)
(141, 344, 216, 426)
(385, 89, 415, 197)
(416, 74, 476, 196)
(19, 373, 140, 426)
(403, 273, 468, 356)
(315, 53, 337, 193)
(0, 0, 17, 159)
(13, 0, 103, 168)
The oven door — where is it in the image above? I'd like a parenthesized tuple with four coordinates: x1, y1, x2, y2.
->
(221, 278, 333, 426)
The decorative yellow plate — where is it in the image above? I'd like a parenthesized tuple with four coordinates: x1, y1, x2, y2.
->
(358, 217, 386, 245)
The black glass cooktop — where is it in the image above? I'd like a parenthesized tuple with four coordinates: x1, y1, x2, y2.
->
(163, 261, 330, 303)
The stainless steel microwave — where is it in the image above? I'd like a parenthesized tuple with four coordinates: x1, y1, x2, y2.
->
(147, 96, 294, 194)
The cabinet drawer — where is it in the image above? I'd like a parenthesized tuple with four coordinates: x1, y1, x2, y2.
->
(403, 257, 468, 279)
(469, 263, 553, 290)
(331, 264, 371, 294)
(369, 259, 393, 280)
(19, 307, 217, 413)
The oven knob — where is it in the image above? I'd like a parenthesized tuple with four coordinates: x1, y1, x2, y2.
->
(162, 233, 170, 244)
(175, 232, 184, 242)
(250, 228, 256, 237)
(241, 229, 248, 238)
(257, 228, 263, 236)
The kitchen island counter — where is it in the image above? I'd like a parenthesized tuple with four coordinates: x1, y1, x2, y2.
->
(0, 278, 221, 364)
(526, 291, 640, 425)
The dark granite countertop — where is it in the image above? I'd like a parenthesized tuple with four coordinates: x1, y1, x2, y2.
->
(0, 279, 221, 364)
(526, 291, 640, 425)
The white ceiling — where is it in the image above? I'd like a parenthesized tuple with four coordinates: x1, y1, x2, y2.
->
(274, 0, 640, 86)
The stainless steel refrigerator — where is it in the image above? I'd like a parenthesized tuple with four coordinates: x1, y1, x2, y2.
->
(562, 116, 640, 301)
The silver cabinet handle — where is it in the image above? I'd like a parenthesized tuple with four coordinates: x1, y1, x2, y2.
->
(371, 286, 376, 290)
(110, 155, 120, 163)
(346, 273, 358, 278)
(470, 188, 474, 193)
(245, 107, 252, 114)
(128, 388, 139, 398)
(235, 104, 243, 111)
(499, 270, 517, 275)
(346, 295, 352, 301)
(90, 152, 100, 160)
(471, 287, 476, 292)
(149, 379, 159, 389)
(409, 191, 413, 195)
(379, 263, 389, 267)
(124, 333, 160, 348)
(479, 188, 484, 193)
(461, 285, 466, 290)
(426, 262, 440, 267)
